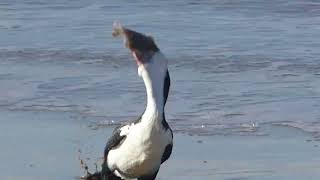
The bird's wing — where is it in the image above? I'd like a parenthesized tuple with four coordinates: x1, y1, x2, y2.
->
(104, 114, 143, 158)
(161, 143, 173, 164)
(104, 126, 125, 156)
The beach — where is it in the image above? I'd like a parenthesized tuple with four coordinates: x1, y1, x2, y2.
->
(0, 109, 319, 180)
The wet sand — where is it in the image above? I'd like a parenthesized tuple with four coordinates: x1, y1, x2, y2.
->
(1, 109, 320, 180)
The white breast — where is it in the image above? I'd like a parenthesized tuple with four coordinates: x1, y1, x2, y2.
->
(107, 118, 172, 179)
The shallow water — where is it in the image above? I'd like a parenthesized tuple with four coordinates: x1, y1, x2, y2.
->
(1, 0, 320, 138)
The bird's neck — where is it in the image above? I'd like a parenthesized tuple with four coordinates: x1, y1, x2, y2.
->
(142, 68, 165, 120)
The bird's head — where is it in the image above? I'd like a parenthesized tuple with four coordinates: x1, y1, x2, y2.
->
(112, 22, 168, 78)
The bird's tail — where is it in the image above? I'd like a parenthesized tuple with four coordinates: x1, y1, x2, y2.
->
(83, 162, 121, 180)
(83, 171, 121, 180)
(84, 171, 102, 180)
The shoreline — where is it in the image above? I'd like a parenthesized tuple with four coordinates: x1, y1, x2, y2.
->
(0, 110, 319, 180)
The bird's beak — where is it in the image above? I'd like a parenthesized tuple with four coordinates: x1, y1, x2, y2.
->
(112, 22, 159, 66)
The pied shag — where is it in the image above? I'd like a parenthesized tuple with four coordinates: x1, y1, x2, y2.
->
(85, 22, 173, 180)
